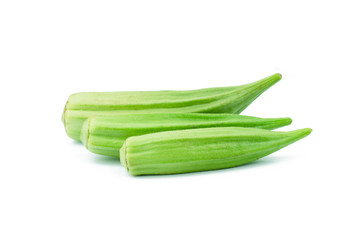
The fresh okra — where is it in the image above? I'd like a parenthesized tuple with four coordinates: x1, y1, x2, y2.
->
(62, 73, 282, 140)
(120, 127, 311, 175)
(80, 113, 292, 157)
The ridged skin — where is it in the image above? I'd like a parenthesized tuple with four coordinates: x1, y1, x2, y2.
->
(80, 113, 292, 157)
(120, 127, 312, 175)
(63, 73, 282, 140)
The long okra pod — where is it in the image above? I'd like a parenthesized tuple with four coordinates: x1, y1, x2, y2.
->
(63, 73, 282, 140)
(120, 127, 311, 175)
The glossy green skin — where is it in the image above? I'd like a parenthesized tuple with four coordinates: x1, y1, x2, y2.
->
(80, 113, 292, 157)
(120, 127, 311, 176)
(62, 73, 282, 140)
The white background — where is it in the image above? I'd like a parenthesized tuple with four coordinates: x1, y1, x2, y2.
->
(0, 1, 359, 239)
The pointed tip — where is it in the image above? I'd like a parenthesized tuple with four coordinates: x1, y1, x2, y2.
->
(272, 117, 293, 128)
(253, 73, 283, 89)
(242, 73, 282, 89)
(300, 128, 312, 136)
(232, 73, 284, 114)
(289, 128, 312, 140)
(272, 73, 282, 82)
(281, 117, 292, 126)
(261, 117, 292, 130)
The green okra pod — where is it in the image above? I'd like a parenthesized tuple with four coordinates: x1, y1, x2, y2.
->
(63, 73, 282, 140)
(120, 127, 312, 176)
(80, 113, 292, 157)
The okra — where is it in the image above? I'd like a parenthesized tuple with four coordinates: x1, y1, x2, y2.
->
(63, 73, 282, 140)
(80, 113, 292, 157)
(120, 127, 311, 175)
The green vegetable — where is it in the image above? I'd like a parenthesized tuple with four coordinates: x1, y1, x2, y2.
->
(120, 127, 311, 175)
(80, 113, 292, 157)
(62, 73, 282, 140)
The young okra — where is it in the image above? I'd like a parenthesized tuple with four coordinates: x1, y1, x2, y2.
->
(63, 73, 282, 140)
(80, 113, 292, 157)
(120, 127, 312, 176)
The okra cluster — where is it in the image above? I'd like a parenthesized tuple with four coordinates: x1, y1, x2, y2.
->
(62, 73, 311, 175)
